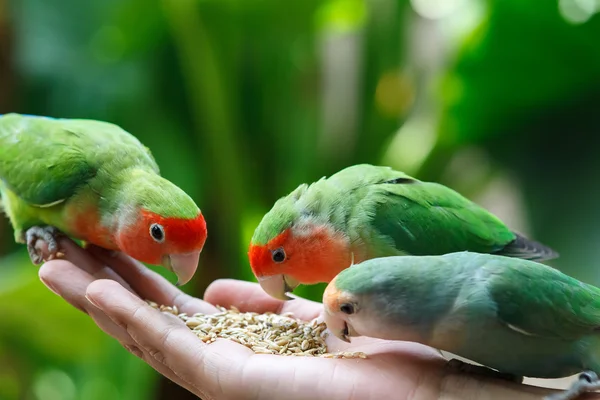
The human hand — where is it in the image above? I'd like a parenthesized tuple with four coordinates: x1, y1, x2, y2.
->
(39, 238, 565, 400)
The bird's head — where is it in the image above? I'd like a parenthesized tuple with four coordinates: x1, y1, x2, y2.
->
(248, 189, 351, 300)
(324, 257, 438, 345)
(116, 172, 207, 285)
(322, 274, 364, 343)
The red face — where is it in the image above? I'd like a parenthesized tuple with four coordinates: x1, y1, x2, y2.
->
(248, 224, 352, 299)
(118, 209, 207, 285)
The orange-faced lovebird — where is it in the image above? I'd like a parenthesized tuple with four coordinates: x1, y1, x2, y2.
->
(248, 164, 557, 300)
(0, 113, 207, 285)
(323, 252, 600, 400)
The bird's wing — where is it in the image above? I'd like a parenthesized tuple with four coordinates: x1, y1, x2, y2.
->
(368, 177, 517, 255)
(487, 260, 600, 340)
(0, 114, 158, 206)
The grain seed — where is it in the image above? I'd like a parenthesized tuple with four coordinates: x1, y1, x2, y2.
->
(147, 302, 367, 359)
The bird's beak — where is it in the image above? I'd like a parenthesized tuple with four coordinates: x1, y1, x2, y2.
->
(339, 322, 351, 343)
(323, 313, 352, 343)
(162, 250, 201, 286)
(257, 274, 300, 300)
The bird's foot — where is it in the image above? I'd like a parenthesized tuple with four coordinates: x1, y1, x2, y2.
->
(544, 371, 600, 400)
(25, 226, 64, 264)
(445, 358, 523, 384)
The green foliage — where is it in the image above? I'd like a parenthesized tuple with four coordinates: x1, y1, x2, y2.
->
(440, 0, 600, 144)
(1, 0, 408, 397)
(0, 251, 158, 400)
(1, 0, 600, 398)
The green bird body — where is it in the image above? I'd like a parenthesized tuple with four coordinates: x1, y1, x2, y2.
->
(0, 113, 207, 284)
(248, 164, 557, 300)
(323, 252, 600, 379)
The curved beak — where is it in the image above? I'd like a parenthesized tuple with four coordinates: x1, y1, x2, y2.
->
(257, 274, 300, 300)
(163, 250, 201, 286)
(324, 313, 352, 343)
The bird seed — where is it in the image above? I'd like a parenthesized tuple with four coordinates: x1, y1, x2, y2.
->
(146, 301, 367, 359)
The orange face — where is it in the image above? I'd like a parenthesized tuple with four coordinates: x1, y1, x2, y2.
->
(117, 209, 207, 285)
(323, 278, 354, 316)
(248, 223, 352, 300)
(322, 277, 359, 342)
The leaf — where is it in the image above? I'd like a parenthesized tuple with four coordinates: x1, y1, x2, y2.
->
(439, 0, 600, 144)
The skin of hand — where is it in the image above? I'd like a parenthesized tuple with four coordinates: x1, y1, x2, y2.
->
(37, 238, 568, 400)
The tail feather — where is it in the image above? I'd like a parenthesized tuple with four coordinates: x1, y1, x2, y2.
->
(495, 232, 559, 262)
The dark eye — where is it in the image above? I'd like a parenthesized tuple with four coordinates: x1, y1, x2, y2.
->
(150, 223, 165, 243)
(340, 303, 355, 315)
(271, 247, 286, 263)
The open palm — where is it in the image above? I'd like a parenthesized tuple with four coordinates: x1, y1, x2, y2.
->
(39, 239, 557, 400)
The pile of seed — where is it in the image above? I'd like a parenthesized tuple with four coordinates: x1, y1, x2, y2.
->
(147, 301, 367, 359)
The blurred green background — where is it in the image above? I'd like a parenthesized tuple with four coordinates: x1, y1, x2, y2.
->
(0, 0, 599, 398)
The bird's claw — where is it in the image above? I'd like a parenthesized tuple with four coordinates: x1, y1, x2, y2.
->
(544, 371, 600, 400)
(25, 226, 63, 264)
(445, 359, 523, 384)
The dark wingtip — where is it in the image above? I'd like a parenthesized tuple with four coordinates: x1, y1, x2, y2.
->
(496, 232, 559, 262)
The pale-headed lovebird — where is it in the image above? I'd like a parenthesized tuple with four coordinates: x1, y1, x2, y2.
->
(323, 252, 600, 400)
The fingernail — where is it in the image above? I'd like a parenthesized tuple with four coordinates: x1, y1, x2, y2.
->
(85, 293, 101, 309)
(124, 345, 144, 359)
(40, 277, 60, 296)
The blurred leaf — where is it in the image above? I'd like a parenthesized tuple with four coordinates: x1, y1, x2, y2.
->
(439, 0, 600, 144)
(7, 0, 600, 397)
(0, 250, 159, 400)
(315, 0, 368, 33)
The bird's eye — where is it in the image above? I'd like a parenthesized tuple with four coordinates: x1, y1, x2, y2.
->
(150, 223, 165, 243)
(340, 303, 355, 315)
(271, 247, 286, 263)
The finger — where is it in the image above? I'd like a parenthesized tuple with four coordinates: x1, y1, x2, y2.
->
(39, 260, 94, 314)
(39, 256, 132, 311)
(39, 260, 143, 343)
(86, 279, 254, 399)
(204, 279, 323, 321)
(82, 302, 201, 395)
(39, 260, 156, 359)
(118, 339, 203, 396)
(39, 260, 197, 394)
(85, 245, 217, 316)
(55, 238, 133, 292)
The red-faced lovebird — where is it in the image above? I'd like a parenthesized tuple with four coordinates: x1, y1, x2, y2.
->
(323, 252, 600, 400)
(0, 113, 207, 285)
(248, 164, 557, 300)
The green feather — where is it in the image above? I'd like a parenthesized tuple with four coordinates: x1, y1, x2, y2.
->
(0, 113, 199, 242)
(333, 252, 600, 379)
(252, 164, 557, 261)
(488, 260, 600, 340)
(0, 114, 101, 205)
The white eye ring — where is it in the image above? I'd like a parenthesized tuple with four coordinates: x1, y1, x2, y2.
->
(149, 223, 165, 243)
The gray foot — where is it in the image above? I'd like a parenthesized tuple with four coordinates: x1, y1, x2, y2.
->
(445, 358, 523, 384)
(544, 371, 600, 400)
(25, 226, 63, 264)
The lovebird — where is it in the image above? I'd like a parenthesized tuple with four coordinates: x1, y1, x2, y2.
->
(248, 164, 557, 300)
(0, 113, 207, 285)
(323, 252, 600, 400)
